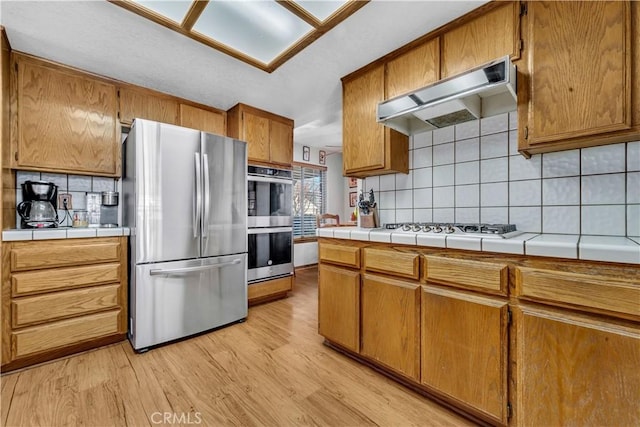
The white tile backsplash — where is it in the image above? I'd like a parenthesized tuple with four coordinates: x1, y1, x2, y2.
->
(480, 132, 509, 159)
(481, 182, 508, 207)
(480, 113, 509, 136)
(433, 143, 455, 166)
(509, 180, 541, 207)
(582, 174, 626, 205)
(413, 167, 432, 188)
(543, 206, 580, 234)
(542, 177, 580, 206)
(628, 141, 640, 171)
(481, 157, 509, 183)
(581, 144, 626, 175)
(41, 173, 67, 191)
(413, 147, 433, 169)
(508, 111, 518, 130)
(455, 161, 479, 185)
(433, 126, 455, 145)
(379, 174, 395, 191)
(627, 172, 640, 204)
(92, 177, 115, 192)
(68, 175, 92, 192)
(413, 131, 433, 149)
(16, 171, 41, 183)
(581, 205, 626, 236)
(364, 176, 379, 192)
(455, 184, 479, 208)
(455, 121, 480, 140)
(543, 150, 580, 178)
(455, 137, 479, 163)
(509, 154, 542, 181)
(433, 165, 454, 187)
(370, 127, 634, 238)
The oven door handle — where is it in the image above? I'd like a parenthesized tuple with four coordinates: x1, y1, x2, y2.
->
(247, 227, 293, 234)
(248, 175, 293, 185)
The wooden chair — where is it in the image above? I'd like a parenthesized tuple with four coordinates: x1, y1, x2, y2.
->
(317, 213, 340, 228)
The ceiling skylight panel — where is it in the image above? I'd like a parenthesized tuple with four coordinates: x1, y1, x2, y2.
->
(134, 0, 192, 23)
(294, 0, 349, 22)
(193, 0, 313, 64)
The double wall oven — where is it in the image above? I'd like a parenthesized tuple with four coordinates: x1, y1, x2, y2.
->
(247, 166, 293, 283)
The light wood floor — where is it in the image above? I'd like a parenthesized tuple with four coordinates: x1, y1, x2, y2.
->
(1, 267, 473, 426)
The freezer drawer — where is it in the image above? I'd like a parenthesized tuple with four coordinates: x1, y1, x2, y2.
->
(130, 254, 247, 350)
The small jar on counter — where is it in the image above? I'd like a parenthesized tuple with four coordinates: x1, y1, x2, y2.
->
(72, 209, 89, 228)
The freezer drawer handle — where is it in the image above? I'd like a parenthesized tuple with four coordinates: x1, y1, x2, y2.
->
(149, 259, 242, 276)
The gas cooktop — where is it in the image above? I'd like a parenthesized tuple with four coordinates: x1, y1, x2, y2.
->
(384, 222, 523, 239)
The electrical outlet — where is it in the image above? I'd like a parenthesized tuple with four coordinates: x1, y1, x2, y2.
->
(59, 193, 72, 209)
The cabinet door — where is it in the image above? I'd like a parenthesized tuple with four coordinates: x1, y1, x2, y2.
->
(515, 304, 640, 427)
(16, 59, 118, 175)
(343, 65, 386, 173)
(442, 2, 519, 78)
(318, 264, 360, 353)
(269, 120, 293, 165)
(119, 87, 179, 126)
(526, 1, 631, 145)
(421, 285, 508, 423)
(179, 103, 226, 135)
(361, 274, 420, 381)
(386, 38, 440, 99)
(243, 111, 270, 163)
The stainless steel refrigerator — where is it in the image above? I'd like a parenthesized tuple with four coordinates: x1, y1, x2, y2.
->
(123, 119, 247, 352)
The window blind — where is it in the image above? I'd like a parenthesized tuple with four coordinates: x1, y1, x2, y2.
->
(292, 164, 327, 238)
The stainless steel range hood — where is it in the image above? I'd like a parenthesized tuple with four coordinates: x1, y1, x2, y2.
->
(377, 56, 517, 135)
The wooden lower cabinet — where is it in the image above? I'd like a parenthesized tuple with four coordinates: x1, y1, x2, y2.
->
(361, 273, 420, 381)
(1, 237, 128, 372)
(515, 304, 640, 426)
(318, 264, 360, 353)
(248, 275, 293, 305)
(421, 285, 509, 424)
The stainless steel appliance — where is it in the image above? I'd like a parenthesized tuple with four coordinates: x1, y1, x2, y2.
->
(17, 180, 58, 228)
(100, 191, 119, 227)
(377, 56, 517, 135)
(384, 222, 522, 239)
(246, 165, 293, 283)
(247, 166, 292, 227)
(123, 119, 248, 352)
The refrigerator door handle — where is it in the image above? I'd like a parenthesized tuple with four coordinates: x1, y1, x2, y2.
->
(149, 259, 242, 276)
(194, 152, 202, 238)
(203, 153, 211, 238)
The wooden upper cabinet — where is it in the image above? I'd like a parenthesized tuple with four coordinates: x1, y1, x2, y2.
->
(227, 103, 293, 166)
(342, 65, 408, 177)
(118, 86, 179, 126)
(519, 1, 639, 154)
(269, 120, 293, 166)
(441, 2, 520, 78)
(385, 38, 440, 100)
(179, 103, 226, 136)
(515, 304, 640, 427)
(421, 285, 509, 424)
(12, 54, 119, 176)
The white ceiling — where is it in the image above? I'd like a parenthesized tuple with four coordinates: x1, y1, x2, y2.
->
(0, 0, 488, 152)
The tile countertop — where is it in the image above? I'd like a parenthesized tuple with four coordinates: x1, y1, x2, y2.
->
(2, 227, 131, 241)
(318, 227, 640, 265)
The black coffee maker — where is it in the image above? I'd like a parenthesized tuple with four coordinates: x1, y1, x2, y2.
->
(17, 180, 59, 228)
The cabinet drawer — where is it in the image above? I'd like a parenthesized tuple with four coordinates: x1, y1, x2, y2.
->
(248, 276, 292, 301)
(12, 263, 120, 296)
(10, 239, 120, 271)
(516, 267, 640, 319)
(424, 256, 508, 295)
(363, 248, 419, 280)
(12, 310, 121, 358)
(12, 284, 120, 328)
(319, 243, 361, 268)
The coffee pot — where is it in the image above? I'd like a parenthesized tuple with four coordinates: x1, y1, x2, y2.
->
(17, 180, 59, 228)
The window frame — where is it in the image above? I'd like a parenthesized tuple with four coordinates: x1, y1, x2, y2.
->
(292, 162, 327, 241)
